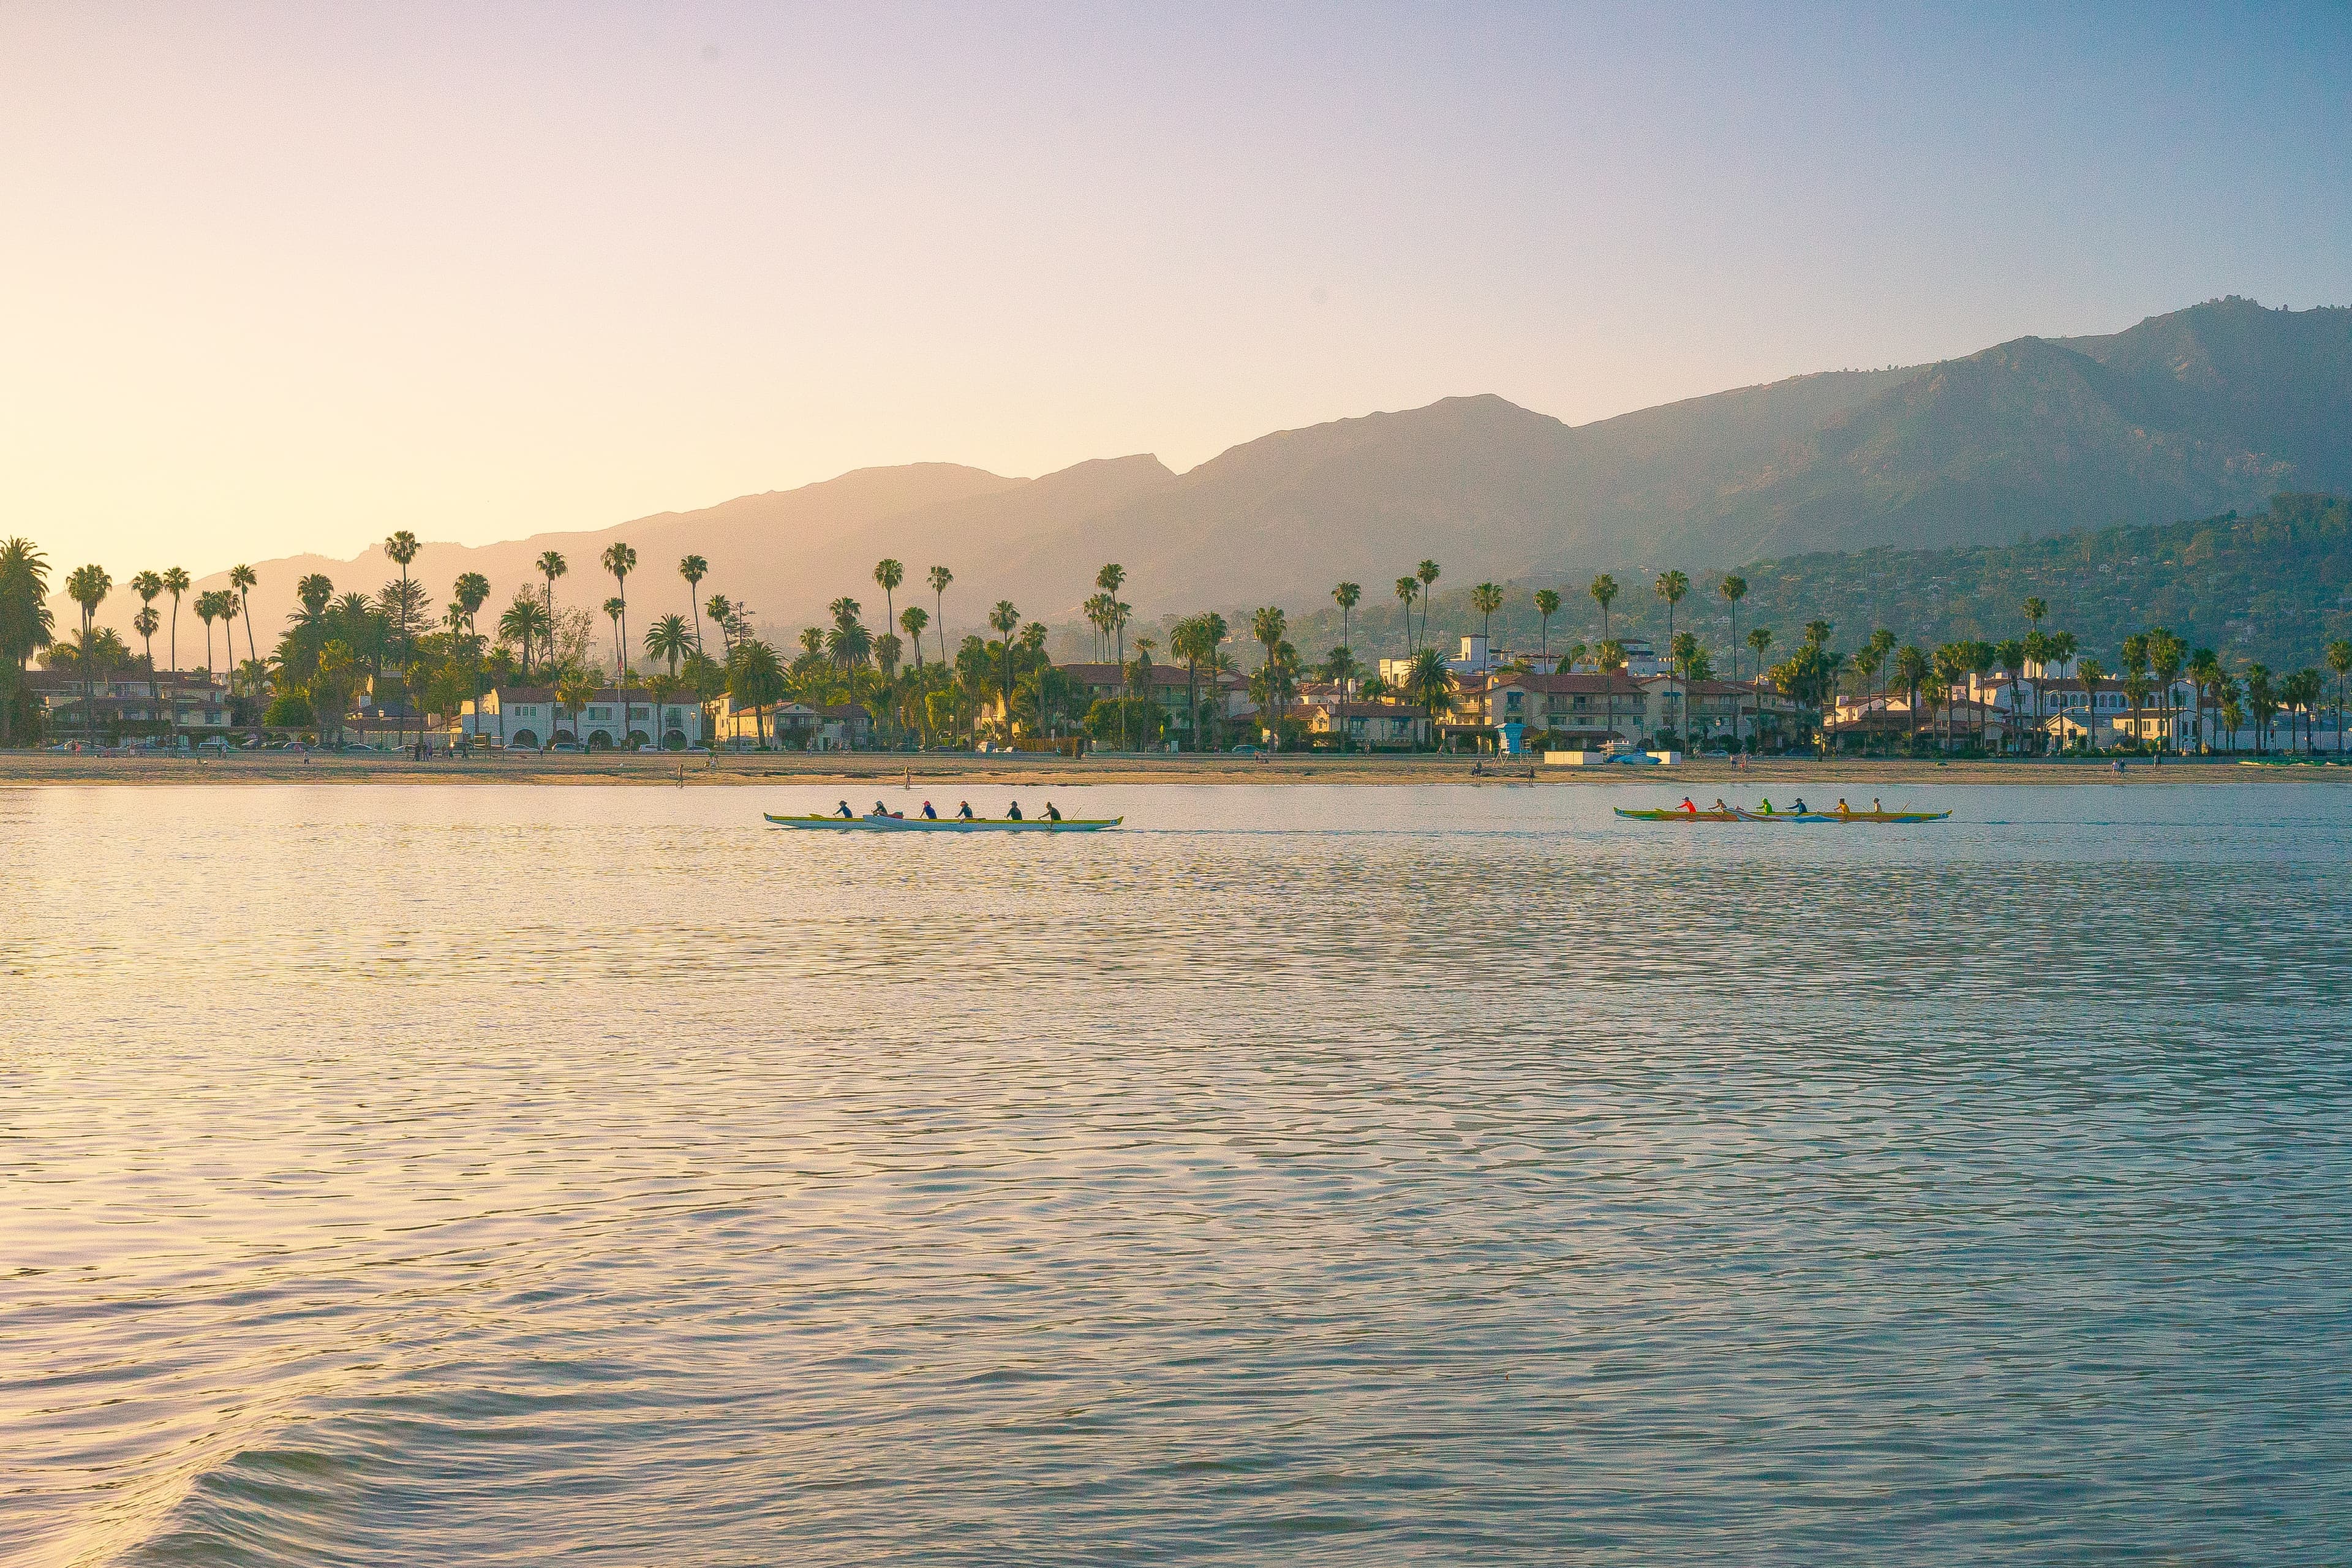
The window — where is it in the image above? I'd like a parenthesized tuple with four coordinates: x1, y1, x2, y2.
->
(587, 706, 610, 720)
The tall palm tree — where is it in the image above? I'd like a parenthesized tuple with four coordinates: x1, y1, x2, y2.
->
(603, 596, 627, 674)
(989, 600, 1020, 738)
(1654, 570, 1689, 741)
(927, 565, 954, 668)
(1393, 577, 1419, 654)
(1095, 563, 1125, 656)
(1588, 573, 1618, 652)
(1533, 587, 1560, 663)
(229, 564, 259, 670)
(1596, 639, 1628, 748)
(160, 566, 190, 679)
(130, 571, 164, 703)
(1251, 606, 1287, 739)
(601, 543, 636, 676)
(1333, 582, 1362, 690)
(193, 590, 219, 680)
(679, 555, 709, 650)
(899, 604, 929, 668)
(382, 531, 421, 743)
(704, 594, 735, 659)
(537, 549, 568, 650)
(875, 559, 904, 644)
(132, 606, 160, 717)
(498, 594, 545, 678)
(1405, 647, 1450, 751)
(2044, 630, 2078, 750)
(2075, 656, 2105, 753)
(1415, 559, 1441, 652)
(1747, 627, 1774, 751)
(1717, 575, 1747, 690)
(1470, 582, 1504, 652)
(65, 564, 111, 744)
(2329, 640, 2352, 757)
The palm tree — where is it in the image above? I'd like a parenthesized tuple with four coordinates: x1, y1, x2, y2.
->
(679, 555, 709, 650)
(1892, 643, 1928, 749)
(1745, 626, 1773, 751)
(382, 531, 421, 742)
(160, 566, 190, 679)
(1251, 606, 1287, 741)
(1718, 575, 1746, 689)
(1404, 647, 1450, 751)
(1470, 582, 1504, 652)
(2329, 640, 2352, 757)
(899, 604, 929, 668)
(556, 663, 598, 750)
(1654, 570, 1689, 742)
(229, 564, 259, 669)
(1533, 587, 1561, 663)
(2043, 630, 2078, 750)
(988, 600, 1020, 738)
(646, 612, 693, 677)
(0, 539, 55, 748)
(2075, 657, 2105, 753)
(1333, 582, 1362, 687)
(2285, 668, 2326, 754)
(1172, 612, 1226, 752)
(2187, 647, 2221, 753)
(603, 596, 627, 673)
(875, 558, 904, 641)
(1415, 559, 1441, 652)
(1393, 577, 1419, 654)
(498, 594, 545, 678)
(132, 606, 160, 715)
(65, 564, 111, 744)
(2247, 664, 2277, 753)
(537, 549, 568, 647)
(705, 594, 736, 660)
(2145, 628, 2185, 755)
(927, 566, 954, 668)
(601, 543, 636, 676)
(1588, 573, 1618, 652)
(1596, 639, 1627, 748)
(129, 571, 165, 703)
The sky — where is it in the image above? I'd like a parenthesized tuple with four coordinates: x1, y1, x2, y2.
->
(4, 1, 2350, 579)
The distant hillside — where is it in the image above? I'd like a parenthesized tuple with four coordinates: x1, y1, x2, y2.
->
(1292, 492, 2352, 677)
(67, 296, 2352, 657)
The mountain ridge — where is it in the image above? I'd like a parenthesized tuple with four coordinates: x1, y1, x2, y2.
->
(76, 297, 2350, 652)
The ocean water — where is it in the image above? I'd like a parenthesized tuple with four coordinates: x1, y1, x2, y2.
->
(3, 780, 2349, 1566)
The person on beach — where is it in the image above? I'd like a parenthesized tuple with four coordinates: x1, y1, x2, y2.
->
(835, 800, 853, 818)
(956, 801, 974, 820)
(921, 801, 938, 820)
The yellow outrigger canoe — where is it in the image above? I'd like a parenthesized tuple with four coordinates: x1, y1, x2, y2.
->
(1616, 806, 1950, 823)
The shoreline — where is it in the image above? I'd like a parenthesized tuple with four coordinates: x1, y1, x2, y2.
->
(2, 752, 2343, 788)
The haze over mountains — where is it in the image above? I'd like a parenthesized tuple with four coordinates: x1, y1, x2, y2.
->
(126, 298, 2351, 648)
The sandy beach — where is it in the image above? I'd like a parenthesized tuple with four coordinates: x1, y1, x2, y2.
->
(2, 750, 2340, 788)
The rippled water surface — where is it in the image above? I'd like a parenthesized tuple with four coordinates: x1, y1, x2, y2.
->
(5, 780, 2350, 1565)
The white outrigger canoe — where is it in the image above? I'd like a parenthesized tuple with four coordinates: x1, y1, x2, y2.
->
(765, 812, 1123, 834)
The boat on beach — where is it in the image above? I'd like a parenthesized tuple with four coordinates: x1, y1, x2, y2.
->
(765, 812, 1123, 833)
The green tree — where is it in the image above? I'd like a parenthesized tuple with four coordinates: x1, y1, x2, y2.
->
(875, 558, 904, 647)
(646, 612, 693, 676)
(1471, 582, 1504, 650)
(1654, 570, 1690, 739)
(2328, 640, 2352, 758)
(1415, 559, 1441, 652)
(159, 566, 190, 679)
(1746, 626, 1774, 751)
(1718, 575, 1746, 687)
(64, 564, 113, 745)
(1893, 644, 1929, 750)
(0, 540, 55, 747)
(988, 600, 1020, 738)
(1393, 576, 1419, 655)
(1533, 587, 1561, 663)
(679, 554, 709, 652)
(556, 663, 600, 750)
(229, 564, 260, 671)
(130, 570, 165, 703)
(1333, 582, 1362, 684)
(601, 541, 637, 678)
(1597, 638, 1628, 746)
(900, 604, 929, 669)
(1588, 573, 1618, 649)
(2075, 656, 2106, 753)
(2146, 628, 2186, 755)
(927, 565, 954, 668)
(1405, 647, 1450, 750)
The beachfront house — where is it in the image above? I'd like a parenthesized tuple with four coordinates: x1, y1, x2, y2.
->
(33, 668, 236, 740)
(1055, 662, 1253, 747)
(457, 687, 706, 750)
(1291, 700, 1430, 748)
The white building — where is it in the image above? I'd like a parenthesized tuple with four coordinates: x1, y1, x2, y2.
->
(456, 687, 705, 749)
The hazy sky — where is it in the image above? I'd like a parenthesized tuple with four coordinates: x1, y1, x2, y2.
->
(6, 1, 2349, 578)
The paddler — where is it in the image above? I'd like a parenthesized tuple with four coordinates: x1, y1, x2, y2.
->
(1679, 796, 1697, 815)
(1006, 801, 1023, 821)
(1835, 797, 1851, 817)
(834, 800, 853, 818)
(955, 800, 975, 820)
(920, 801, 938, 820)
(1044, 801, 1063, 821)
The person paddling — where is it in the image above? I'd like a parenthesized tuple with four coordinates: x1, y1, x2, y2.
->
(1679, 796, 1697, 815)
(956, 800, 974, 820)
(1044, 801, 1063, 822)
(921, 801, 938, 820)
(870, 799, 891, 818)
(1006, 801, 1023, 821)
(834, 799, 853, 818)
(1836, 797, 1852, 818)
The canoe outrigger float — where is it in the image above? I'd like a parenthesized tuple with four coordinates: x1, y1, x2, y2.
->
(764, 812, 1123, 834)
(1616, 806, 1950, 823)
